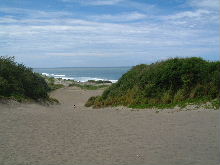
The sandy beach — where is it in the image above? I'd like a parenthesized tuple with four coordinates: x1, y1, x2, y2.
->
(0, 86, 219, 165)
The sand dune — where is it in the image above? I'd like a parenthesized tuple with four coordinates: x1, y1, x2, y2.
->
(0, 87, 219, 165)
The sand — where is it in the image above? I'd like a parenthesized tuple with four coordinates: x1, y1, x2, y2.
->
(0, 87, 219, 165)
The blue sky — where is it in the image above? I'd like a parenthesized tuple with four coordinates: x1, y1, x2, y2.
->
(0, 0, 219, 67)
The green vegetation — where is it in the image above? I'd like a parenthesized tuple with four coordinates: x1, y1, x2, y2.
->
(69, 83, 109, 90)
(0, 56, 58, 103)
(86, 57, 220, 109)
(43, 76, 65, 91)
(88, 80, 112, 84)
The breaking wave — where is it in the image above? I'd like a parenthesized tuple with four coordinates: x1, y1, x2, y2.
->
(41, 73, 117, 83)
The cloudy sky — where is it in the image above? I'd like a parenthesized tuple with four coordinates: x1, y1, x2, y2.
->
(0, 0, 219, 67)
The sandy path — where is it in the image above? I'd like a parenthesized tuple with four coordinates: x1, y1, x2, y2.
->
(0, 87, 219, 165)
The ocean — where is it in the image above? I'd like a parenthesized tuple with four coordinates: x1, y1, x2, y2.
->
(34, 67, 131, 82)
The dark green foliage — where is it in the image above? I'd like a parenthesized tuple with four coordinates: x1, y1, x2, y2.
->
(69, 83, 109, 90)
(86, 57, 220, 108)
(0, 56, 50, 100)
(85, 96, 97, 107)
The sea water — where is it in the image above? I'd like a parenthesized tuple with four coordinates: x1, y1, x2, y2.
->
(34, 67, 131, 83)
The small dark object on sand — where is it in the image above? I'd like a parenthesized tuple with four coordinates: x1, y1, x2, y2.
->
(73, 105, 76, 108)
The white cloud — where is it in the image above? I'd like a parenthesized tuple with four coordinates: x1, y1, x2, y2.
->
(166, 9, 210, 19)
(89, 12, 147, 22)
(0, 6, 219, 66)
(160, 8, 218, 28)
(61, 0, 123, 6)
(188, 0, 219, 10)
(0, 7, 72, 18)
(61, 0, 156, 12)
(1, 17, 217, 52)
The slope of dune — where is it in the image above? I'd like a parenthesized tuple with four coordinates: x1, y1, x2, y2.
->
(86, 57, 220, 109)
(0, 86, 219, 165)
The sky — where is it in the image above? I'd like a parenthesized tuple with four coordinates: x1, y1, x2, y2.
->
(0, 0, 219, 67)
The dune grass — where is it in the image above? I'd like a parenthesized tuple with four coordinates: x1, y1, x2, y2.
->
(69, 83, 109, 90)
(86, 57, 220, 109)
(43, 76, 65, 91)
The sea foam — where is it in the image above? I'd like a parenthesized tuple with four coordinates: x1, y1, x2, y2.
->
(41, 73, 117, 83)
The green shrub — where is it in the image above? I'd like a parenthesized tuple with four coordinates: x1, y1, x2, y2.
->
(161, 90, 173, 104)
(0, 56, 50, 100)
(86, 57, 220, 108)
(173, 89, 187, 103)
(85, 96, 97, 107)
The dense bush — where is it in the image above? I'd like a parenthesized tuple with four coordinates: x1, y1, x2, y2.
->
(86, 57, 220, 108)
(0, 56, 50, 100)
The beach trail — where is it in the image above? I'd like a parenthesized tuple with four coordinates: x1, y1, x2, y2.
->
(0, 87, 219, 165)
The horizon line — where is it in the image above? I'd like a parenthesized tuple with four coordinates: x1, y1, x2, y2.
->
(33, 66, 133, 69)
